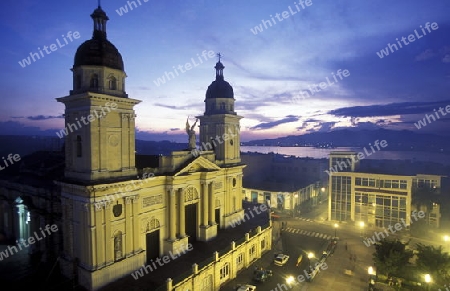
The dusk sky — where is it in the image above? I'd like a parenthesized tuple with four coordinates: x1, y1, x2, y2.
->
(2, 0, 450, 142)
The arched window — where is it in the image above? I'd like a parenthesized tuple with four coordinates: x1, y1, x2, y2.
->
(114, 231, 123, 261)
(90, 74, 99, 89)
(76, 135, 82, 157)
(109, 76, 116, 90)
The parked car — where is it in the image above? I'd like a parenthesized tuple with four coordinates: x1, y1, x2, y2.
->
(252, 268, 273, 283)
(274, 253, 290, 266)
(236, 284, 257, 291)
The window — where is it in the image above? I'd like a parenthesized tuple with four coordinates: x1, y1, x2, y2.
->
(76, 135, 82, 157)
(220, 263, 230, 280)
(109, 76, 116, 90)
(362, 178, 369, 186)
(369, 179, 376, 187)
(355, 178, 362, 186)
(220, 102, 225, 110)
(261, 239, 266, 250)
(236, 253, 244, 266)
(90, 74, 99, 89)
(249, 244, 256, 258)
(400, 180, 407, 189)
(392, 180, 399, 189)
(384, 180, 391, 188)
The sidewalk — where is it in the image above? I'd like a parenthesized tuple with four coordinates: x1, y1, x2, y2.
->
(222, 219, 283, 290)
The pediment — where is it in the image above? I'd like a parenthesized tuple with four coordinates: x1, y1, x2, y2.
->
(175, 157, 221, 176)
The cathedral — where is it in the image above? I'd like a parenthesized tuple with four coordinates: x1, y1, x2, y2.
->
(1, 5, 249, 291)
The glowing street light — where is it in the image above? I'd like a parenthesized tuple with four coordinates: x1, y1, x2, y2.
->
(359, 221, 365, 237)
(333, 223, 339, 238)
(307, 252, 314, 271)
(424, 274, 431, 290)
(444, 235, 449, 250)
(368, 266, 376, 290)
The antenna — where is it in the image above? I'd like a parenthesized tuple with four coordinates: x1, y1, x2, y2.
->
(217, 52, 222, 62)
(98, 0, 101, 7)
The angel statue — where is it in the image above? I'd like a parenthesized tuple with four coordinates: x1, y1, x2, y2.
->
(185, 117, 198, 150)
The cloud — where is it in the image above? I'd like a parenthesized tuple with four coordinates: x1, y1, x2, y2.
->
(442, 54, 450, 63)
(308, 122, 336, 133)
(26, 115, 64, 121)
(415, 49, 435, 61)
(329, 100, 450, 118)
(11, 115, 64, 121)
(153, 103, 196, 110)
(250, 115, 299, 130)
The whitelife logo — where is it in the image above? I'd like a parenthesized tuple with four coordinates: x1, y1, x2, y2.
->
(362, 211, 425, 247)
(0, 224, 58, 261)
(414, 104, 450, 129)
(250, 0, 313, 35)
(55, 102, 118, 138)
(18, 31, 81, 68)
(130, 244, 193, 279)
(324, 140, 388, 176)
(376, 22, 439, 59)
(152, 50, 216, 87)
(0, 153, 21, 171)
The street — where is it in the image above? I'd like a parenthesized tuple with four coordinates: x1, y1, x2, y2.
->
(221, 203, 387, 291)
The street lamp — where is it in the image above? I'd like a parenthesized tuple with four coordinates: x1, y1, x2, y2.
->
(333, 223, 339, 238)
(424, 273, 431, 291)
(368, 266, 376, 290)
(307, 252, 314, 272)
(444, 235, 449, 250)
(359, 221, 365, 237)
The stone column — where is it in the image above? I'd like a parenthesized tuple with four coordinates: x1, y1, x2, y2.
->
(208, 182, 215, 225)
(94, 202, 105, 268)
(105, 201, 113, 265)
(169, 189, 176, 241)
(131, 196, 139, 252)
(202, 182, 208, 226)
(178, 188, 185, 237)
(125, 197, 133, 256)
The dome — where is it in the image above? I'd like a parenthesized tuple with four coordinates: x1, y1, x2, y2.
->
(206, 79, 234, 99)
(74, 38, 124, 71)
(73, 6, 124, 71)
(205, 61, 234, 99)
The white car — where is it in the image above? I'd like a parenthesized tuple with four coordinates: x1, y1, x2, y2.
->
(274, 253, 290, 266)
(237, 284, 256, 291)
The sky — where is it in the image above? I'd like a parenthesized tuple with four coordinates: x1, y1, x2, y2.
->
(1, 0, 450, 142)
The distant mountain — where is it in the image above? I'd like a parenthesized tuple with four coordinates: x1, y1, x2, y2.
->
(243, 129, 450, 152)
(0, 135, 188, 158)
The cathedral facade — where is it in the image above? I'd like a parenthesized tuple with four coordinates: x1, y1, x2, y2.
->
(55, 5, 245, 290)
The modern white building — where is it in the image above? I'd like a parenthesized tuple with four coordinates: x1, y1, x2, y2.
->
(327, 151, 442, 228)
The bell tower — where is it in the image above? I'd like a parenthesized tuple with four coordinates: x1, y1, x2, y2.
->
(198, 55, 242, 166)
(57, 5, 141, 182)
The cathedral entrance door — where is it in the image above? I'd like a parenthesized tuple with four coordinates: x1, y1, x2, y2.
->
(146, 230, 160, 264)
(185, 203, 197, 242)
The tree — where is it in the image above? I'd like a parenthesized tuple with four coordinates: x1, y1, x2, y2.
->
(415, 243, 450, 285)
(373, 239, 413, 277)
